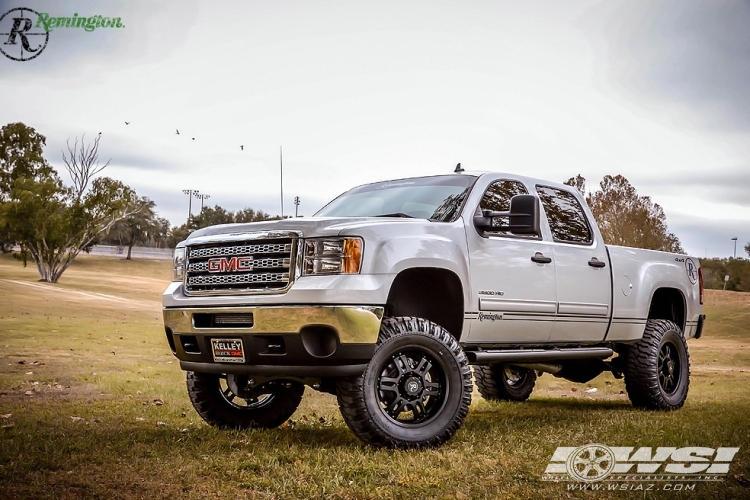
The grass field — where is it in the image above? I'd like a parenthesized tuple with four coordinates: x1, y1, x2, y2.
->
(1, 253, 749, 499)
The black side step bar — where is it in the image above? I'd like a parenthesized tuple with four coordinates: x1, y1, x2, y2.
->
(465, 347, 613, 365)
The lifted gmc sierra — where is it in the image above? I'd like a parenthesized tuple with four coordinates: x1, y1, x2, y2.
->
(163, 171, 705, 447)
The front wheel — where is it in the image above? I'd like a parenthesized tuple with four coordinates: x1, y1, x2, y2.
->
(336, 317, 473, 448)
(187, 372, 304, 429)
(623, 319, 690, 410)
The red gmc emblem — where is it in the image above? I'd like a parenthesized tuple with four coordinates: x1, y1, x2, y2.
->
(207, 256, 253, 273)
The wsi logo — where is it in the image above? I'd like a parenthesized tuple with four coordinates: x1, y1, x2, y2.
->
(543, 444, 739, 483)
(207, 256, 253, 273)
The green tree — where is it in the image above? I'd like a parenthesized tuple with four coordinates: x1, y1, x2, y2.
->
(745, 242, 750, 258)
(235, 207, 277, 223)
(0, 125, 146, 281)
(167, 224, 191, 249)
(166, 205, 280, 248)
(564, 174, 683, 253)
(103, 198, 170, 259)
(192, 205, 235, 227)
(700, 257, 750, 292)
(0, 123, 59, 252)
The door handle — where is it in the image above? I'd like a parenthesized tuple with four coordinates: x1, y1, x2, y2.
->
(531, 253, 552, 264)
(588, 258, 606, 268)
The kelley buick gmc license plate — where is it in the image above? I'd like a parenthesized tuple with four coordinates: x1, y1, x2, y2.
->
(211, 338, 245, 363)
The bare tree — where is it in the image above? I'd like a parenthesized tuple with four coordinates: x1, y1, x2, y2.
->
(62, 133, 110, 202)
(3, 128, 148, 282)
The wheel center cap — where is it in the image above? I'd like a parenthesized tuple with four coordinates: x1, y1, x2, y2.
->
(667, 360, 675, 374)
(404, 376, 422, 396)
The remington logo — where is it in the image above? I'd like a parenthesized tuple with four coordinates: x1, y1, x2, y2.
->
(36, 12, 125, 32)
(478, 312, 502, 322)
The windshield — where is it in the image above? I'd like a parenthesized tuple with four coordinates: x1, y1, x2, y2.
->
(315, 175, 478, 222)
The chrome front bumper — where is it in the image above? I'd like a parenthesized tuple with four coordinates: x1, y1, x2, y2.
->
(163, 305, 385, 344)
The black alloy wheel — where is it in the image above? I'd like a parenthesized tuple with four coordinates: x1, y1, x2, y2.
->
(376, 348, 447, 425)
(187, 371, 304, 429)
(474, 363, 536, 402)
(337, 317, 472, 448)
(658, 341, 681, 395)
(623, 319, 690, 411)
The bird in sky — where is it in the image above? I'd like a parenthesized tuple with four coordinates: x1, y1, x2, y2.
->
(176, 129, 180, 135)
(124, 121, 130, 125)
(240, 145, 244, 151)
(192, 137, 195, 141)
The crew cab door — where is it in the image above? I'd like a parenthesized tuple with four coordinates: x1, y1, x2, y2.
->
(535, 185, 612, 343)
(466, 179, 557, 343)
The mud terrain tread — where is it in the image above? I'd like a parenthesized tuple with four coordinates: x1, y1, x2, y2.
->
(623, 319, 690, 411)
(474, 364, 536, 402)
(187, 371, 303, 429)
(336, 317, 472, 448)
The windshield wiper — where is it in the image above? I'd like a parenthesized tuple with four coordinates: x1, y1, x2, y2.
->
(373, 212, 415, 218)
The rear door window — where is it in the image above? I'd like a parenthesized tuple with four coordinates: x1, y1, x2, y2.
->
(535, 185, 592, 244)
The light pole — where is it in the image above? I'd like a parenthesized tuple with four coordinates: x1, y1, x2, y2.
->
(732, 237, 738, 258)
(294, 196, 300, 217)
(195, 193, 210, 212)
(182, 189, 199, 223)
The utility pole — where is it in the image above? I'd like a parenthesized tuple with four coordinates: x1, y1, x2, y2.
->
(280, 146, 284, 219)
(732, 237, 738, 258)
(182, 189, 199, 223)
(195, 193, 210, 212)
(294, 196, 300, 217)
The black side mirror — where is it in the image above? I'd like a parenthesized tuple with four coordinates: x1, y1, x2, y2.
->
(474, 194, 541, 236)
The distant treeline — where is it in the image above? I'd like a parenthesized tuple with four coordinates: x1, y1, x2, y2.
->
(700, 258, 750, 292)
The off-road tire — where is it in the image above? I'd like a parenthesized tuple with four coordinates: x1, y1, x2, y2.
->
(474, 364, 536, 402)
(187, 371, 304, 429)
(336, 317, 473, 448)
(623, 319, 690, 411)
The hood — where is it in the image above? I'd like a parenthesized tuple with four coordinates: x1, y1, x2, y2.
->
(184, 216, 428, 243)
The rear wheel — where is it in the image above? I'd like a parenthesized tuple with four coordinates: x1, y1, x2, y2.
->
(623, 319, 690, 410)
(474, 364, 536, 402)
(186, 372, 304, 429)
(336, 317, 472, 448)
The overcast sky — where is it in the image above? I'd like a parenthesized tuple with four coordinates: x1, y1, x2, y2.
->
(1, 0, 748, 258)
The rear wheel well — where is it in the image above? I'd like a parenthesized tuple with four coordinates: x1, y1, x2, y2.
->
(648, 288, 686, 332)
(385, 268, 464, 340)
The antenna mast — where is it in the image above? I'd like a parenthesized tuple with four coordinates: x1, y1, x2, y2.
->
(280, 146, 284, 218)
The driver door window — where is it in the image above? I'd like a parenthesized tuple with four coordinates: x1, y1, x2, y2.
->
(478, 180, 538, 238)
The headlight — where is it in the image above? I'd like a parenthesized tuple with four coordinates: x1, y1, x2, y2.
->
(173, 247, 186, 281)
(303, 237, 363, 275)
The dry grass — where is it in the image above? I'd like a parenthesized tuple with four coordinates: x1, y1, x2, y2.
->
(1, 253, 749, 499)
(705, 289, 750, 307)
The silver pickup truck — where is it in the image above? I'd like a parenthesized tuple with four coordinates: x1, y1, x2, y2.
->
(163, 171, 705, 448)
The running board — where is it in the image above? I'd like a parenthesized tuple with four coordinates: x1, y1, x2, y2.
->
(465, 347, 613, 365)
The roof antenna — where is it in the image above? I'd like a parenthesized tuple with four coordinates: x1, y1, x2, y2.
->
(454, 162, 464, 173)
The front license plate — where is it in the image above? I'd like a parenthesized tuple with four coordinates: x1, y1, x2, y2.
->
(211, 338, 245, 363)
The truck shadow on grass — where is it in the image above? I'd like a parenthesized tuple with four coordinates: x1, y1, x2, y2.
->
(471, 397, 634, 415)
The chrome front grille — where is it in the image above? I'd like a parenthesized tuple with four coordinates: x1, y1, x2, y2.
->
(188, 272, 289, 286)
(189, 243, 292, 259)
(188, 258, 291, 273)
(184, 237, 295, 295)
